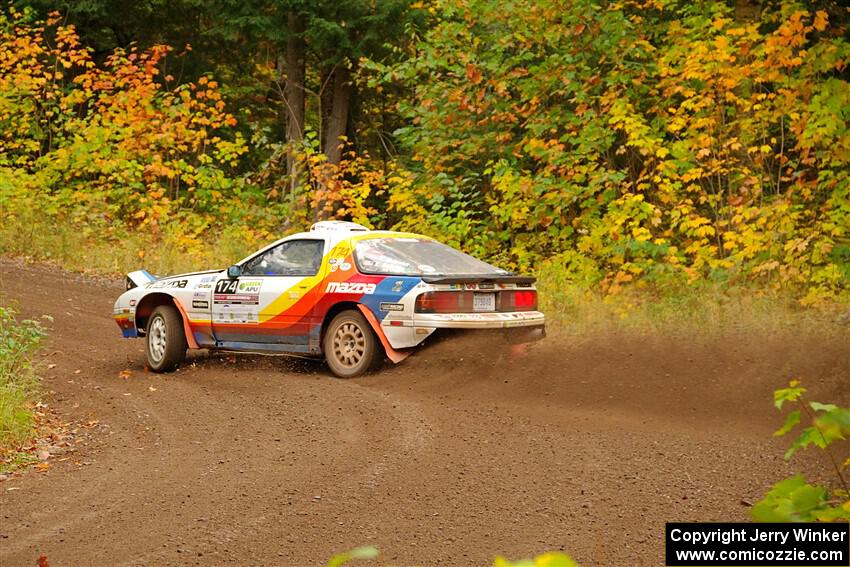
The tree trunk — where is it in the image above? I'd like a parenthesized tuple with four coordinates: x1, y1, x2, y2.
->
(319, 67, 333, 151)
(284, 11, 306, 197)
(734, 0, 758, 21)
(323, 65, 352, 165)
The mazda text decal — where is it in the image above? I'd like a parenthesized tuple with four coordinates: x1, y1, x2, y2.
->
(325, 282, 376, 294)
(146, 279, 188, 289)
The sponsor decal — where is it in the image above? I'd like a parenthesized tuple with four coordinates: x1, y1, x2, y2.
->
(464, 283, 478, 290)
(200, 276, 216, 283)
(391, 280, 404, 293)
(146, 279, 188, 289)
(214, 279, 260, 305)
(237, 280, 262, 293)
(325, 282, 376, 294)
(213, 294, 259, 305)
(478, 282, 495, 290)
(329, 257, 350, 273)
(214, 279, 260, 295)
(192, 300, 209, 309)
(129, 299, 136, 306)
(380, 302, 404, 312)
(196, 283, 213, 290)
(213, 309, 259, 324)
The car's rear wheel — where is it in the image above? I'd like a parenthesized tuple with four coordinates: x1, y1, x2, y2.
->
(323, 310, 382, 378)
(146, 305, 187, 373)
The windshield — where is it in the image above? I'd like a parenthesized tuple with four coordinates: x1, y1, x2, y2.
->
(354, 237, 509, 276)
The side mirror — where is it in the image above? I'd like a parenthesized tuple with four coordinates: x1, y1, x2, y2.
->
(227, 265, 242, 279)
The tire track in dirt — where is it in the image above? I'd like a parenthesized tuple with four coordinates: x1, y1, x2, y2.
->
(1, 258, 847, 566)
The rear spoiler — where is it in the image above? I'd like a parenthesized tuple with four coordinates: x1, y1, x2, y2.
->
(421, 275, 536, 285)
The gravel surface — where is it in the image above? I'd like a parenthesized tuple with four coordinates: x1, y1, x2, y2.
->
(1, 258, 847, 566)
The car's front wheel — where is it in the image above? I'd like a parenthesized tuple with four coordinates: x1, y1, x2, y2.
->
(323, 310, 383, 378)
(146, 305, 187, 372)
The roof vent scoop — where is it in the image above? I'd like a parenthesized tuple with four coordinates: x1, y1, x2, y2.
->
(310, 221, 370, 233)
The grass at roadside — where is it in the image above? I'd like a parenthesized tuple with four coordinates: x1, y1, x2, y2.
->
(0, 304, 47, 453)
(534, 253, 848, 337)
(536, 271, 847, 338)
(0, 207, 259, 277)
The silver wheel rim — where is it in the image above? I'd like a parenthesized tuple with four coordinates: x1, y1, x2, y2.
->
(148, 315, 167, 363)
(332, 321, 366, 369)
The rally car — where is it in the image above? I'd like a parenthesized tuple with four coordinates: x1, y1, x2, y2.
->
(113, 221, 545, 377)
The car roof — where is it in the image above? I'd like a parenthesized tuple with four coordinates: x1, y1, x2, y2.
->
(235, 222, 433, 265)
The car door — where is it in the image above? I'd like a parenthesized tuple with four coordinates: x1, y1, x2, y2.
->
(211, 239, 326, 349)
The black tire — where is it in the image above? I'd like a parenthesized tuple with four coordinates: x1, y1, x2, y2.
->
(146, 305, 188, 373)
(323, 310, 383, 378)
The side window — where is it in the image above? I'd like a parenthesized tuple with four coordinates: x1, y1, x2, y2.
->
(242, 240, 324, 277)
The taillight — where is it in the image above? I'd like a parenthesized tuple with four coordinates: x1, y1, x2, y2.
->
(499, 290, 537, 311)
(415, 290, 538, 313)
(415, 291, 471, 313)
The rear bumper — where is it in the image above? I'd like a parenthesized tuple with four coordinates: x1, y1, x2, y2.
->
(411, 310, 544, 329)
(379, 311, 545, 349)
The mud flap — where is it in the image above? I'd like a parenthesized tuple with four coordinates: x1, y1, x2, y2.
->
(172, 299, 200, 350)
(356, 304, 411, 364)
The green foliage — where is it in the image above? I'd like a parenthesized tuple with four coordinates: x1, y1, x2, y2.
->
(752, 475, 836, 522)
(324, 548, 581, 567)
(0, 304, 47, 451)
(326, 546, 379, 567)
(2, 1, 849, 307)
(494, 552, 581, 567)
(752, 380, 850, 522)
(380, 0, 850, 301)
(0, 7, 296, 256)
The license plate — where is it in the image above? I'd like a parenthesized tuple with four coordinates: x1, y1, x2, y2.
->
(473, 292, 496, 312)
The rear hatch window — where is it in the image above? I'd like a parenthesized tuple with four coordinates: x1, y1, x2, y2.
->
(354, 237, 508, 277)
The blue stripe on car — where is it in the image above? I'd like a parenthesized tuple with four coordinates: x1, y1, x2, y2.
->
(359, 277, 421, 320)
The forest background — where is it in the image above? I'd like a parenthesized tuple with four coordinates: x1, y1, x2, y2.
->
(1, 0, 849, 326)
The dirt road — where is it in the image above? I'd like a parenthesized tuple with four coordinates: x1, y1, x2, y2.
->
(1, 259, 847, 566)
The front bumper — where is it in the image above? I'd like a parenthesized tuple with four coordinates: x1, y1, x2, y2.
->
(114, 309, 139, 338)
